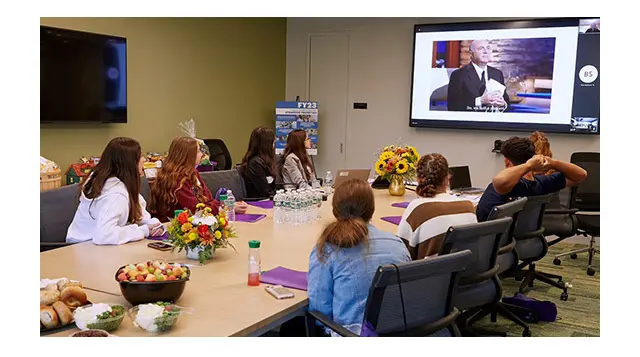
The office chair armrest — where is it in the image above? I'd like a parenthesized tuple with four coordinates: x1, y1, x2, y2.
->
(515, 228, 545, 241)
(545, 208, 579, 215)
(307, 311, 359, 337)
(498, 238, 516, 255)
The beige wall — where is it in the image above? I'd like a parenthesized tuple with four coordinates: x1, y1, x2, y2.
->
(286, 18, 600, 186)
(40, 17, 286, 175)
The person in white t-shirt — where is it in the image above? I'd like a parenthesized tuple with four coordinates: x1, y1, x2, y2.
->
(66, 137, 165, 245)
(396, 153, 477, 259)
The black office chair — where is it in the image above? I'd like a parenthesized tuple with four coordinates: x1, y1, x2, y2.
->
(552, 152, 600, 276)
(440, 217, 531, 337)
(140, 177, 151, 202)
(307, 250, 472, 337)
(510, 194, 570, 300)
(40, 184, 79, 252)
(203, 139, 232, 171)
(542, 190, 579, 249)
(199, 169, 247, 201)
(487, 197, 528, 277)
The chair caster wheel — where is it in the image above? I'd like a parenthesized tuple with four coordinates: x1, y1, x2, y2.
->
(560, 292, 568, 301)
(587, 268, 596, 276)
(553, 258, 561, 265)
(570, 254, 578, 259)
(522, 329, 531, 337)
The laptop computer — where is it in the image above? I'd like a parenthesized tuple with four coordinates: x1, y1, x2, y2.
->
(448, 166, 484, 193)
(333, 169, 371, 188)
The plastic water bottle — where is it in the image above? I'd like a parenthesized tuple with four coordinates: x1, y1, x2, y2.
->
(273, 190, 284, 224)
(291, 192, 301, 226)
(324, 171, 333, 194)
(283, 189, 292, 224)
(226, 190, 236, 222)
(302, 189, 312, 224)
(314, 189, 323, 220)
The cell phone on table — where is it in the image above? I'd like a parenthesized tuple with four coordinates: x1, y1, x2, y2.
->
(147, 242, 173, 251)
(265, 285, 295, 299)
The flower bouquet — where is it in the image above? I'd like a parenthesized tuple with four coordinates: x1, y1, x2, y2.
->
(167, 203, 236, 264)
(374, 145, 420, 196)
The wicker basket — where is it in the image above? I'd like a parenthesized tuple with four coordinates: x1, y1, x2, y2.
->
(40, 169, 62, 192)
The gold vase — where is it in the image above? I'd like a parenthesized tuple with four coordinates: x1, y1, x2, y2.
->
(388, 175, 406, 196)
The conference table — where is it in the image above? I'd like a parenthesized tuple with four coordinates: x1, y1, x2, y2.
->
(40, 189, 481, 337)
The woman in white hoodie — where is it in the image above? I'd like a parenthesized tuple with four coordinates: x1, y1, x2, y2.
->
(66, 137, 165, 245)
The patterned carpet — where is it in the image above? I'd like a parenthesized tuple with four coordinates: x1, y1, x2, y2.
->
(474, 242, 600, 337)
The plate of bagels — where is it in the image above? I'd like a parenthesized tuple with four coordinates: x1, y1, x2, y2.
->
(40, 278, 89, 334)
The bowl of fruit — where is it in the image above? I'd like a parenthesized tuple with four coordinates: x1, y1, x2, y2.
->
(115, 260, 191, 305)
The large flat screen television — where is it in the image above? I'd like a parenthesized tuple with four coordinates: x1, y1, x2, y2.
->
(409, 18, 600, 134)
(40, 26, 127, 123)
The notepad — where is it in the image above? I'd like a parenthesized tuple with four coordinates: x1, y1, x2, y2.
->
(380, 216, 402, 225)
(260, 266, 308, 291)
(391, 202, 410, 208)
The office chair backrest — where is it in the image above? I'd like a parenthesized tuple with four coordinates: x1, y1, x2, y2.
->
(41, 184, 79, 244)
(514, 194, 552, 237)
(274, 154, 285, 190)
(363, 250, 472, 336)
(570, 152, 599, 211)
(439, 217, 512, 284)
(203, 139, 232, 171)
(487, 197, 527, 248)
(140, 177, 151, 202)
(199, 169, 247, 201)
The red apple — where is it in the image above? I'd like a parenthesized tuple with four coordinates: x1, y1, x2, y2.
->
(136, 275, 145, 282)
(117, 273, 128, 282)
(167, 275, 177, 281)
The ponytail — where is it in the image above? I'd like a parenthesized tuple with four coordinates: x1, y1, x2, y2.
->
(317, 217, 369, 263)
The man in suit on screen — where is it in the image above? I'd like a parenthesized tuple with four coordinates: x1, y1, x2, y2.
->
(447, 39, 510, 112)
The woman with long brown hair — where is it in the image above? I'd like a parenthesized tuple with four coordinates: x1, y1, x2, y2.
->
(307, 179, 410, 336)
(239, 127, 277, 199)
(282, 129, 317, 189)
(530, 131, 556, 175)
(66, 137, 164, 245)
(149, 137, 220, 222)
(396, 153, 477, 259)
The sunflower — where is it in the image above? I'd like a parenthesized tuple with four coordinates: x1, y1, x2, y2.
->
(396, 159, 409, 175)
(379, 151, 394, 161)
(375, 160, 386, 176)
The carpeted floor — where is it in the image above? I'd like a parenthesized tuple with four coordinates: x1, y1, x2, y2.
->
(474, 242, 600, 337)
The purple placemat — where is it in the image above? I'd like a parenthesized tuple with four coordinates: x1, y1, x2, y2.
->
(260, 266, 308, 291)
(247, 200, 274, 209)
(391, 202, 410, 208)
(147, 232, 169, 241)
(381, 216, 402, 226)
(234, 213, 267, 223)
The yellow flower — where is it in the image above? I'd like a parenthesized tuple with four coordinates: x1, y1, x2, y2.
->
(409, 162, 415, 169)
(205, 207, 212, 213)
(219, 217, 227, 227)
(380, 151, 394, 161)
(383, 146, 389, 151)
(188, 217, 194, 222)
(396, 159, 409, 175)
(181, 223, 193, 232)
(185, 232, 198, 243)
(375, 160, 386, 176)
(214, 230, 222, 240)
(196, 203, 205, 209)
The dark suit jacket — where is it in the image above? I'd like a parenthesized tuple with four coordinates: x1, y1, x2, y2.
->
(447, 63, 510, 112)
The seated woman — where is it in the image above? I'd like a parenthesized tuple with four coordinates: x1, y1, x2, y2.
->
(66, 137, 165, 245)
(282, 129, 318, 189)
(308, 179, 410, 336)
(238, 127, 277, 199)
(149, 137, 221, 222)
(396, 153, 477, 260)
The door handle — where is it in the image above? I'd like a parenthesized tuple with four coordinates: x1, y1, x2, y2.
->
(340, 143, 343, 154)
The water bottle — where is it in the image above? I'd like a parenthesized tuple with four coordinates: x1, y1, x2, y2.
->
(291, 192, 301, 226)
(273, 190, 284, 224)
(226, 190, 236, 222)
(302, 189, 311, 224)
(314, 189, 323, 220)
(248, 240, 261, 286)
(324, 171, 333, 194)
(283, 189, 292, 224)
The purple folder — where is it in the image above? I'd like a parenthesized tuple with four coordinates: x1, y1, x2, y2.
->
(247, 200, 274, 209)
(381, 216, 402, 226)
(234, 213, 267, 223)
(260, 266, 308, 291)
(147, 232, 169, 241)
(391, 202, 409, 208)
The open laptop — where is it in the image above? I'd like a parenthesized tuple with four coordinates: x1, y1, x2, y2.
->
(333, 169, 371, 188)
(448, 166, 484, 193)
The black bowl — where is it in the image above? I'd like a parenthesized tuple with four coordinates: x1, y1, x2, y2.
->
(114, 263, 190, 305)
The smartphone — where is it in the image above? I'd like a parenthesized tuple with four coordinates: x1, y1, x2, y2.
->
(147, 242, 173, 251)
(265, 285, 295, 300)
